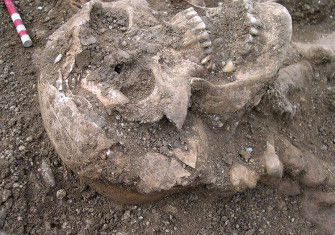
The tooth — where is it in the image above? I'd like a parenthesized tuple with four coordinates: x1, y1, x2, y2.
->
(245, 3, 253, 10)
(183, 37, 198, 47)
(183, 32, 210, 47)
(192, 22, 206, 31)
(198, 31, 210, 41)
(206, 8, 220, 18)
(185, 7, 194, 13)
(201, 55, 211, 64)
(186, 10, 198, 19)
(202, 40, 212, 48)
(206, 63, 215, 70)
(192, 16, 203, 24)
(222, 60, 235, 73)
(250, 27, 259, 35)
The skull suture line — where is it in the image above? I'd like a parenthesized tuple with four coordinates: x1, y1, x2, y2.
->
(36, 0, 293, 203)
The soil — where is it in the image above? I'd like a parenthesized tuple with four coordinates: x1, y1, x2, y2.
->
(0, 0, 334, 235)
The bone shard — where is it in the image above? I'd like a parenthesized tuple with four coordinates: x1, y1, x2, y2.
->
(229, 164, 259, 192)
(262, 141, 283, 178)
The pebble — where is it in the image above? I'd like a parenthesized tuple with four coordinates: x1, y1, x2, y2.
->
(18, 145, 26, 151)
(101, 224, 109, 230)
(246, 147, 253, 153)
(12, 183, 20, 188)
(0, 209, 7, 229)
(1, 189, 12, 202)
(239, 150, 251, 162)
(0, 60, 4, 65)
(54, 54, 63, 64)
(56, 189, 67, 199)
(121, 210, 131, 220)
(321, 145, 328, 151)
(40, 159, 55, 187)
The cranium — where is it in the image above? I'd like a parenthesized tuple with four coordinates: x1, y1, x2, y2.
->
(36, 0, 215, 203)
(36, 0, 334, 209)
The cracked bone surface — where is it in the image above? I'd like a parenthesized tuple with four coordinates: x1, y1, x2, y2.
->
(35, 0, 334, 208)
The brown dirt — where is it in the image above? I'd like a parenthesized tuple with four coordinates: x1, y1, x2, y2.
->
(0, 0, 334, 235)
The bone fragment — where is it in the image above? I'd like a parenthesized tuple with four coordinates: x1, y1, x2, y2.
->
(230, 164, 259, 192)
(263, 142, 283, 178)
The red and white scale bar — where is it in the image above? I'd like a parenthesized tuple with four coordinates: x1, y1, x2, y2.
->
(4, 0, 32, 47)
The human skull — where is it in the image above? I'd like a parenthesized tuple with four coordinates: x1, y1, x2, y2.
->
(36, 0, 293, 203)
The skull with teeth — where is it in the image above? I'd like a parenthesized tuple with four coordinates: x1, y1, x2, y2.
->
(37, 0, 293, 203)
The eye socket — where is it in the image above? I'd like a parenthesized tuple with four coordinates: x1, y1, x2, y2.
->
(114, 63, 124, 74)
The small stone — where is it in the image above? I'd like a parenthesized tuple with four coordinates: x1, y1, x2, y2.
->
(222, 60, 235, 73)
(56, 189, 67, 199)
(54, 54, 63, 64)
(18, 145, 26, 151)
(37, 6, 43, 10)
(1, 189, 12, 202)
(321, 145, 328, 151)
(0, 209, 7, 229)
(40, 159, 55, 187)
(121, 210, 131, 220)
(246, 147, 253, 153)
(239, 150, 251, 162)
(0, 60, 4, 65)
(26, 136, 33, 142)
(101, 224, 109, 230)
